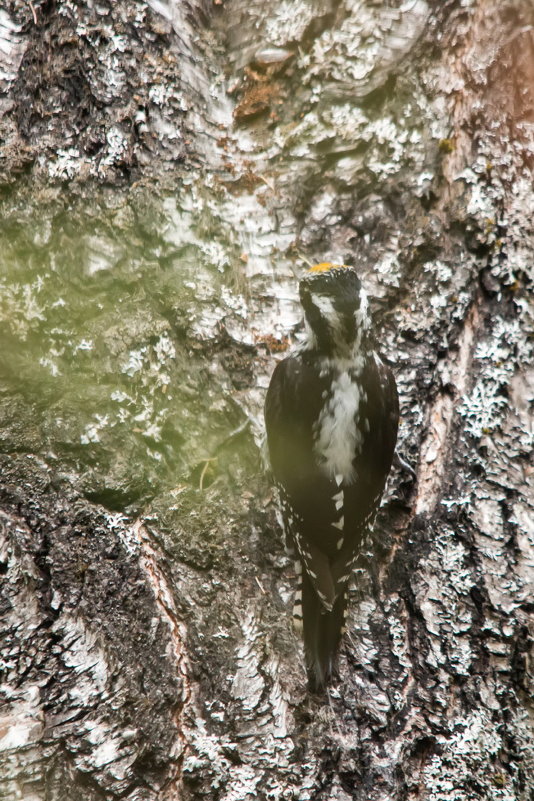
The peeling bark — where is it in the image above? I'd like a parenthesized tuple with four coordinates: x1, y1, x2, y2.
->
(1, 0, 533, 799)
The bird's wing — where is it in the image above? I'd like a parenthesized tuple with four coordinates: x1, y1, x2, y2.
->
(332, 354, 399, 586)
(265, 356, 331, 512)
(265, 356, 342, 606)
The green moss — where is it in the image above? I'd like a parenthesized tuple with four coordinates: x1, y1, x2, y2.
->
(0, 182, 259, 513)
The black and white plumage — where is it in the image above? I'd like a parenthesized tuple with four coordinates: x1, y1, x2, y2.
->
(264, 263, 399, 691)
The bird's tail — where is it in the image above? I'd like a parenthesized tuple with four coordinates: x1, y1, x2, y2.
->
(301, 570, 347, 692)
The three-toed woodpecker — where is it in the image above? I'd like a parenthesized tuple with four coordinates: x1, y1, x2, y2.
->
(265, 263, 399, 690)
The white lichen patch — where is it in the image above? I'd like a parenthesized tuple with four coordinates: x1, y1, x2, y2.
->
(375, 250, 402, 286)
(47, 148, 85, 181)
(263, 0, 317, 47)
(80, 414, 110, 444)
(122, 334, 175, 391)
(459, 381, 509, 438)
(39, 346, 64, 377)
(73, 338, 94, 353)
(0, 281, 46, 340)
(122, 347, 148, 377)
(303, 0, 429, 92)
(163, 174, 301, 358)
(411, 528, 476, 675)
(470, 495, 505, 540)
(459, 318, 530, 439)
(97, 127, 130, 175)
(383, 595, 411, 672)
(421, 709, 529, 801)
(469, 488, 527, 614)
(154, 333, 176, 362)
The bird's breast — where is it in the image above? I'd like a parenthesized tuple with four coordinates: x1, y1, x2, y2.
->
(312, 369, 364, 484)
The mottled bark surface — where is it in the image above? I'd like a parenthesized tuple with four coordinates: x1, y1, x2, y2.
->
(1, 1, 533, 799)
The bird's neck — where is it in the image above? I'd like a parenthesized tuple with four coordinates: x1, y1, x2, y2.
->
(302, 321, 368, 370)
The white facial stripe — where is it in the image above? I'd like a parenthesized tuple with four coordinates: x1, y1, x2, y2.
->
(311, 294, 337, 319)
(310, 293, 348, 343)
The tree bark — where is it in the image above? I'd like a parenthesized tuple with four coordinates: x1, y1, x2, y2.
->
(1, 0, 533, 799)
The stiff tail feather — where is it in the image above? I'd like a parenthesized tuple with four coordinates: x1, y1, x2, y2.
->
(301, 570, 347, 692)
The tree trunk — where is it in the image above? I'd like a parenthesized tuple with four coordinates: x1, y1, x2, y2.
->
(1, 0, 533, 799)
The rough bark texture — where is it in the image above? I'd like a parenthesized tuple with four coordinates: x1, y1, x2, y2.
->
(1, 1, 533, 800)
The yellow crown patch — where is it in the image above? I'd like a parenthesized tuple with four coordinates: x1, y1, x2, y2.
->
(307, 262, 351, 273)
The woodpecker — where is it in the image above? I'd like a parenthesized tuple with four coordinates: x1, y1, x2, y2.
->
(264, 263, 399, 691)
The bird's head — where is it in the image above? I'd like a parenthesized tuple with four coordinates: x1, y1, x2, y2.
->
(299, 263, 370, 355)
